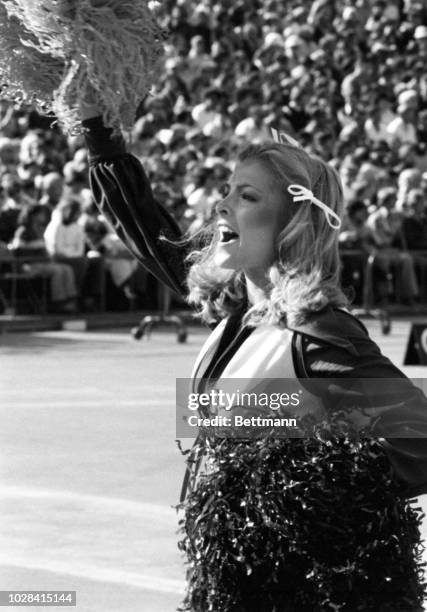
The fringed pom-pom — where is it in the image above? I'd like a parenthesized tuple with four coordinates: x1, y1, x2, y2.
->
(2, 0, 166, 133)
(0, 3, 64, 110)
(178, 435, 427, 611)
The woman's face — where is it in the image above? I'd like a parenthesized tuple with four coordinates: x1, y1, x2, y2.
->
(215, 160, 287, 277)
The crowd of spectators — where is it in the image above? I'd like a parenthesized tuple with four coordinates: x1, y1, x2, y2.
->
(0, 111, 148, 312)
(1, 0, 427, 313)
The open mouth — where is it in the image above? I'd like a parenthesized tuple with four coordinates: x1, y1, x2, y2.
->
(219, 228, 239, 243)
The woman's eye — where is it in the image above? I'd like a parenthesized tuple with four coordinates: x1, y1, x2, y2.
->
(219, 183, 230, 198)
(242, 192, 257, 202)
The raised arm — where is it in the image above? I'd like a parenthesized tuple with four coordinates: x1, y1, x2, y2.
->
(81, 106, 189, 298)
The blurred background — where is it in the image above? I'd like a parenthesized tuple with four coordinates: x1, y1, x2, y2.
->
(1, 0, 427, 317)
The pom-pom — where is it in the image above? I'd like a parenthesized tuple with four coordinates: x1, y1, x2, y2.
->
(178, 435, 426, 611)
(1, 0, 166, 132)
(0, 3, 64, 109)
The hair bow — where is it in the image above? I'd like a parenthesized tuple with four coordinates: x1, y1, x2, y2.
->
(270, 127, 302, 148)
(288, 184, 342, 230)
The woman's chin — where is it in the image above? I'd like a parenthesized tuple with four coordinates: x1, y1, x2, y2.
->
(214, 249, 238, 270)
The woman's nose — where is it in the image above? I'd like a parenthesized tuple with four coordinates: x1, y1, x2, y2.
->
(215, 196, 231, 217)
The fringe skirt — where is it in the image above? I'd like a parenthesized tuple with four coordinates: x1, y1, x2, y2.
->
(178, 436, 426, 612)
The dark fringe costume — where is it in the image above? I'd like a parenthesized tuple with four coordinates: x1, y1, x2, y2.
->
(178, 434, 426, 612)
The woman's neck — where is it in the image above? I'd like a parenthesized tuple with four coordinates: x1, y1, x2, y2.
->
(244, 271, 270, 306)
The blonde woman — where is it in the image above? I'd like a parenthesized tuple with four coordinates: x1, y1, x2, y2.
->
(81, 104, 427, 611)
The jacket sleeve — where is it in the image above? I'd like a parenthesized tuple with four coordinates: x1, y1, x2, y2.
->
(83, 116, 188, 297)
(297, 309, 427, 498)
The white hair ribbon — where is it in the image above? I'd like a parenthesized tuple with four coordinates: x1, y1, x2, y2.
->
(287, 184, 342, 230)
(270, 127, 302, 148)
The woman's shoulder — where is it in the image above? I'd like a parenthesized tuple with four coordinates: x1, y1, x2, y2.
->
(288, 307, 404, 378)
(288, 307, 369, 357)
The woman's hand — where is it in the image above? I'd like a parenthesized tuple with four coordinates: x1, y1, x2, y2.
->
(79, 102, 101, 121)
(79, 86, 101, 121)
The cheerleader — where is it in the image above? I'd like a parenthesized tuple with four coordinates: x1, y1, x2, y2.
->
(3, 1, 427, 607)
(80, 103, 427, 611)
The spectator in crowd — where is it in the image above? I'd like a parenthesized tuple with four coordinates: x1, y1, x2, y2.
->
(414, 24, 427, 57)
(185, 166, 222, 232)
(402, 188, 427, 250)
(44, 196, 88, 298)
(98, 232, 143, 301)
(38, 172, 64, 211)
(0, 173, 28, 243)
(340, 200, 377, 254)
(386, 90, 419, 150)
(367, 187, 419, 303)
(367, 187, 403, 247)
(0, 136, 20, 172)
(79, 193, 146, 305)
(396, 167, 422, 210)
(10, 204, 77, 312)
(364, 94, 396, 144)
(340, 200, 392, 303)
(191, 88, 226, 137)
(234, 104, 271, 142)
(401, 187, 427, 297)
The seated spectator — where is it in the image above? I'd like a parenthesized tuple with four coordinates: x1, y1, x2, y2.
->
(37, 171, 64, 210)
(367, 187, 419, 303)
(386, 90, 418, 150)
(62, 160, 89, 195)
(396, 167, 422, 211)
(307, 0, 336, 38)
(234, 105, 271, 142)
(0, 203, 20, 245)
(191, 88, 225, 136)
(340, 200, 377, 253)
(341, 57, 371, 116)
(0, 100, 19, 137)
(366, 187, 403, 247)
(185, 166, 221, 230)
(19, 130, 48, 171)
(101, 232, 145, 301)
(417, 109, 427, 144)
(0, 172, 35, 243)
(401, 187, 427, 297)
(72, 148, 89, 176)
(82, 203, 146, 304)
(414, 24, 427, 58)
(44, 196, 87, 297)
(339, 157, 360, 204)
(339, 200, 389, 303)
(282, 86, 312, 134)
(402, 188, 427, 249)
(283, 33, 309, 70)
(364, 95, 396, 144)
(187, 35, 213, 71)
(0, 136, 20, 171)
(10, 204, 77, 312)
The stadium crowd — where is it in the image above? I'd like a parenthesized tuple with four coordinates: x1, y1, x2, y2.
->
(1, 0, 427, 313)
